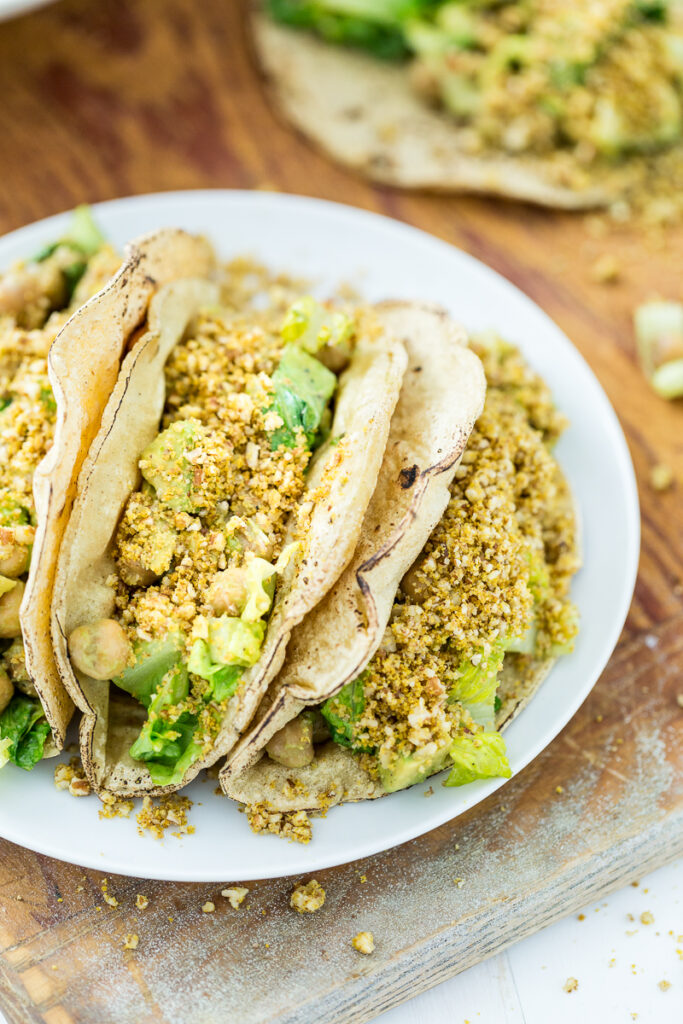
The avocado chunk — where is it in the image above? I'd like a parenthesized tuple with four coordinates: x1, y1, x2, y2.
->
(378, 740, 451, 793)
(139, 419, 205, 512)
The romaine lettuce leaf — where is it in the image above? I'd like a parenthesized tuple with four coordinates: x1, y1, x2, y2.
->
(0, 736, 11, 769)
(188, 639, 243, 701)
(128, 663, 202, 785)
(0, 695, 51, 771)
(444, 731, 511, 788)
(321, 676, 367, 749)
(114, 635, 183, 708)
(207, 616, 265, 667)
(269, 344, 337, 450)
(449, 643, 504, 730)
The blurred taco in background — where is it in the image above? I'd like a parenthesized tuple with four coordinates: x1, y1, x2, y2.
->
(0, 207, 119, 771)
(53, 248, 409, 797)
(254, 0, 683, 209)
(223, 330, 580, 829)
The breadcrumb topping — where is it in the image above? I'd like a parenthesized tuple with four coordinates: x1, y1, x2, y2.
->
(352, 931, 375, 954)
(290, 879, 326, 913)
(135, 794, 195, 839)
(246, 803, 313, 844)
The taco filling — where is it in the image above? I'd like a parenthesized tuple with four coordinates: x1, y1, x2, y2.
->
(267, 0, 683, 164)
(0, 207, 116, 770)
(67, 295, 395, 788)
(251, 334, 579, 801)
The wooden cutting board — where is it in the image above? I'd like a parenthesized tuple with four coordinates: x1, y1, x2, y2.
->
(0, 2, 682, 1022)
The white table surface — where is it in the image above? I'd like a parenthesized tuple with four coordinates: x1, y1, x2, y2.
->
(1, 858, 680, 1022)
(377, 857, 683, 1024)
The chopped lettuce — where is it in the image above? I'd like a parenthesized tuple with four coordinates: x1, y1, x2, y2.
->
(321, 676, 367, 748)
(187, 639, 244, 701)
(634, 300, 683, 399)
(281, 296, 354, 354)
(33, 205, 105, 263)
(128, 663, 201, 786)
(269, 344, 337, 450)
(241, 556, 278, 622)
(444, 730, 511, 788)
(266, 0, 415, 58)
(449, 644, 504, 730)
(0, 695, 51, 771)
(114, 635, 184, 708)
(0, 736, 11, 769)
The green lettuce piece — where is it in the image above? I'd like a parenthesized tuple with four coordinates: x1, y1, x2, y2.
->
(0, 496, 30, 528)
(269, 344, 337, 450)
(0, 736, 11, 769)
(266, 0, 416, 58)
(281, 296, 354, 354)
(0, 695, 51, 771)
(188, 639, 244, 701)
(34, 205, 105, 263)
(444, 731, 511, 788)
(128, 663, 202, 786)
(241, 556, 278, 622)
(321, 676, 367, 749)
(207, 616, 266, 668)
(114, 635, 183, 708)
(449, 644, 504, 730)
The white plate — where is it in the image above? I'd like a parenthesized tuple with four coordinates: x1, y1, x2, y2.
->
(0, 191, 639, 881)
(0, 0, 53, 21)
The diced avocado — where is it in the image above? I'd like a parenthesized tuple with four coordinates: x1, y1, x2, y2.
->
(269, 344, 337, 450)
(378, 740, 451, 793)
(0, 497, 30, 528)
(207, 616, 266, 668)
(140, 419, 204, 512)
(114, 635, 184, 708)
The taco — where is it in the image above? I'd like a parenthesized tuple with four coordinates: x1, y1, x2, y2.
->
(222, 330, 580, 823)
(0, 207, 119, 771)
(52, 253, 410, 796)
(252, 1, 683, 209)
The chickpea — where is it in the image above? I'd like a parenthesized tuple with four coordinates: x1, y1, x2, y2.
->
(118, 556, 159, 588)
(0, 668, 13, 715)
(207, 568, 249, 617)
(318, 343, 350, 374)
(0, 525, 33, 579)
(0, 544, 29, 578)
(0, 580, 24, 639)
(68, 619, 131, 680)
(400, 557, 429, 603)
(4, 638, 36, 696)
(266, 715, 314, 769)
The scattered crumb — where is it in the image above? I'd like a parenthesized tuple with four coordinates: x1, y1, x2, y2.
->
(423, 786, 434, 797)
(99, 791, 135, 821)
(595, 714, 603, 722)
(136, 795, 194, 839)
(590, 253, 621, 284)
(246, 804, 312, 844)
(453, 878, 465, 889)
(352, 931, 375, 955)
(100, 879, 118, 908)
(577, 914, 585, 921)
(123, 934, 139, 950)
(135, 894, 149, 911)
(658, 980, 671, 992)
(54, 758, 91, 797)
(650, 464, 674, 491)
(555, 785, 564, 794)
(75, 885, 84, 893)
(222, 887, 249, 909)
(57, 898, 63, 903)
(640, 911, 655, 925)
(676, 695, 683, 709)
(608, 958, 616, 968)
(290, 880, 325, 914)
(202, 902, 215, 914)
(563, 977, 579, 993)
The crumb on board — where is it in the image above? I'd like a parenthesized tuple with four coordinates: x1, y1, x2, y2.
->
(555, 785, 564, 794)
(54, 758, 91, 797)
(640, 911, 655, 925)
(423, 786, 434, 797)
(246, 803, 312, 844)
(563, 977, 579, 993)
(650, 464, 674, 491)
(453, 878, 465, 888)
(658, 980, 671, 992)
(136, 795, 194, 839)
(577, 914, 585, 921)
(122, 934, 139, 950)
(222, 887, 249, 908)
(100, 879, 118, 908)
(202, 902, 215, 914)
(352, 931, 375, 955)
(359, 875, 367, 885)
(99, 791, 135, 821)
(590, 254, 621, 284)
(135, 894, 149, 911)
(290, 880, 325, 914)
(676, 694, 683, 709)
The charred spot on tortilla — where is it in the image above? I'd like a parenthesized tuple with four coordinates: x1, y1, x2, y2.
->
(399, 465, 418, 489)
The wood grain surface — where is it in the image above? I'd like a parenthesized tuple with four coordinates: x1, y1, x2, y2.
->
(0, 1, 682, 1022)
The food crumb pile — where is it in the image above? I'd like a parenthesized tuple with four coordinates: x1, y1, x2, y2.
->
(352, 931, 375, 955)
(135, 794, 195, 839)
(222, 887, 249, 909)
(290, 879, 326, 914)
